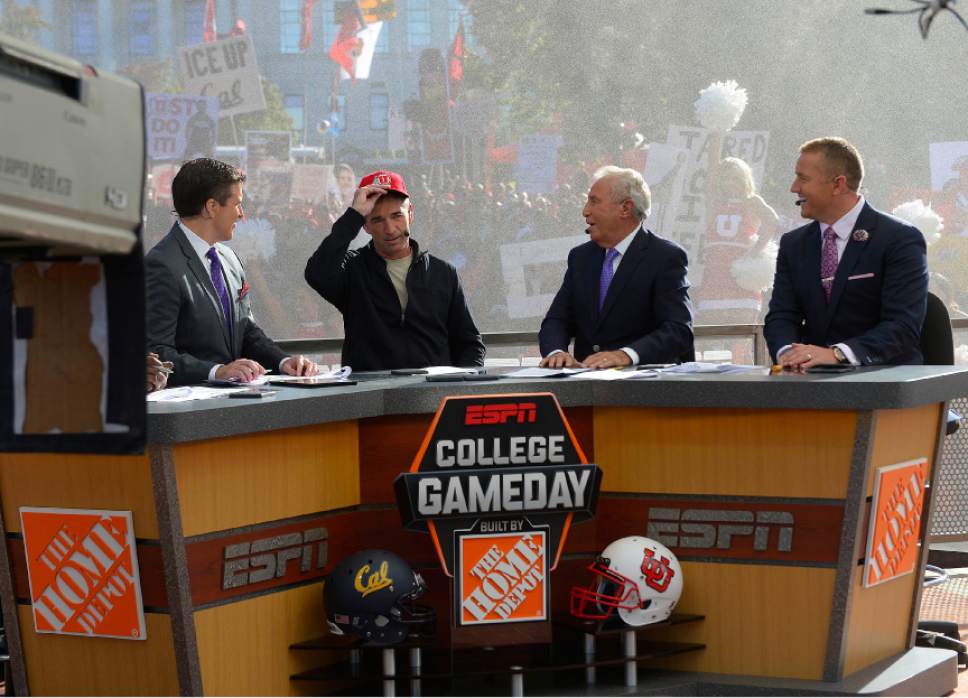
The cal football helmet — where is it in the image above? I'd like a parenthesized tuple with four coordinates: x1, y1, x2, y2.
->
(324, 549, 435, 645)
(570, 536, 683, 626)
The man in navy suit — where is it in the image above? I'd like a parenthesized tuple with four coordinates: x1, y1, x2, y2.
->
(147, 158, 318, 385)
(538, 166, 694, 369)
(764, 138, 928, 368)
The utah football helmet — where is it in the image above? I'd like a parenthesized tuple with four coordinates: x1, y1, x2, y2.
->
(324, 549, 435, 645)
(570, 536, 683, 626)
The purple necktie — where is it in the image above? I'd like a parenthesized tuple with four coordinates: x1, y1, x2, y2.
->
(206, 247, 233, 337)
(820, 227, 839, 301)
(599, 247, 620, 310)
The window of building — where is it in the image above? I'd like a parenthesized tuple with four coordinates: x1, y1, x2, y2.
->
(71, 0, 98, 57)
(375, 20, 389, 53)
(284, 94, 306, 132)
(280, 0, 302, 53)
(128, 1, 155, 58)
(407, 0, 431, 50)
(322, 0, 337, 49)
(370, 93, 389, 131)
(184, 0, 206, 46)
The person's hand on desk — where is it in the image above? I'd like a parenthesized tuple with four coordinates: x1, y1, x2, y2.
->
(216, 359, 266, 383)
(779, 343, 836, 370)
(146, 352, 172, 393)
(582, 350, 632, 369)
(281, 355, 319, 376)
(540, 351, 582, 369)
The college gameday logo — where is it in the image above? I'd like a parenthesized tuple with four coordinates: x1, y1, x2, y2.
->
(864, 458, 929, 588)
(20, 507, 146, 640)
(395, 393, 601, 626)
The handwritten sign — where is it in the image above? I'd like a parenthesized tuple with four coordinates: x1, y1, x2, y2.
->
(145, 93, 219, 162)
(177, 35, 266, 118)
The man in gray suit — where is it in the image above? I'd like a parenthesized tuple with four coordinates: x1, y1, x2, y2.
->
(146, 158, 317, 386)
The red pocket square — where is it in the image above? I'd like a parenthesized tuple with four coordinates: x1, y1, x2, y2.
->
(239, 281, 250, 300)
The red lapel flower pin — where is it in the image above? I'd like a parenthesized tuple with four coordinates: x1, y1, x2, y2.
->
(239, 281, 250, 301)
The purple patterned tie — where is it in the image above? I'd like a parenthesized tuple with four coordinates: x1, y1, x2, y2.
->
(206, 247, 233, 337)
(599, 247, 620, 310)
(820, 226, 839, 301)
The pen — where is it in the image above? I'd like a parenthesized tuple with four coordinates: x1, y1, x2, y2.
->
(157, 363, 174, 375)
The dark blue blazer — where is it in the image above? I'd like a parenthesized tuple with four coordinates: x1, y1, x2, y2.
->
(146, 224, 287, 385)
(764, 203, 928, 365)
(538, 227, 694, 363)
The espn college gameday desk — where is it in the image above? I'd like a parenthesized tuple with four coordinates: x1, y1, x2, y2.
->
(0, 366, 965, 696)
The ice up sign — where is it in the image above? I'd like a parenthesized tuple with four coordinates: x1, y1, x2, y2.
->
(395, 393, 602, 626)
(178, 35, 266, 118)
(20, 507, 146, 640)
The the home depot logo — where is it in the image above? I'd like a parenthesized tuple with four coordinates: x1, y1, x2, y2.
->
(20, 507, 146, 640)
(459, 530, 546, 625)
(863, 458, 929, 588)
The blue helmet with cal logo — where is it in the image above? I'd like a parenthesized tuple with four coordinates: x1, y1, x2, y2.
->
(324, 548, 435, 645)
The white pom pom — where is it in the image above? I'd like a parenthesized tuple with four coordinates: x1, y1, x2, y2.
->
(694, 80, 748, 132)
(956, 344, 968, 366)
(729, 240, 778, 292)
(891, 199, 944, 245)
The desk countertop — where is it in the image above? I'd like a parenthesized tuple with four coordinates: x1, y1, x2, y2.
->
(146, 365, 968, 444)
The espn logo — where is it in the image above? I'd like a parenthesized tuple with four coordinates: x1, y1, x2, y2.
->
(464, 402, 537, 426)
(222, 527, 328, 590)
(647, 508, 794, 552)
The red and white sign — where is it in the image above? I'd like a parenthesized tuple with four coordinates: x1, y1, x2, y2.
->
(20, 507, 146, 639)
(863, 458, 929, 588)
(459, 530, 547, 625)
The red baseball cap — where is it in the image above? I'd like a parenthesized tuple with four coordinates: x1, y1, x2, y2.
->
(358, 170, 409, 198)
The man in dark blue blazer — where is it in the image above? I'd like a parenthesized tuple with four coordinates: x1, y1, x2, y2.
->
(764, 138, 928, 368)
(539, 166, 694, 369)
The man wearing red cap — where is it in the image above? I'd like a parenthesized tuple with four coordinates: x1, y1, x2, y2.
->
(305, 170, 485, 370)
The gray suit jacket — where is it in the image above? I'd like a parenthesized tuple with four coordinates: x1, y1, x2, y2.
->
(146, 223, 287, 385)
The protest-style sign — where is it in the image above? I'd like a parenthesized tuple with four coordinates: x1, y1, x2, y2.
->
(290, 164, 335, 205)
(177, 35, 266, 118)
(514, 134, 563, 195)
(145, 93, 219, 162)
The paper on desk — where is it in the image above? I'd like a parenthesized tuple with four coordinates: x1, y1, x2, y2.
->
(423, 366, 481, 376)
(573, 369, 658, 380)
(662, 362, 762, 374)
(504, 367, 593, 378)
(271, 366, 353, 381)
(147, 386, 249, 402)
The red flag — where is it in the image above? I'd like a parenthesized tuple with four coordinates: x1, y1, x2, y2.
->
(300, 0, 319, 51)
(203, 0, 217, 43)
(329, 5, 362, 79)
(449, 18, 464, 100)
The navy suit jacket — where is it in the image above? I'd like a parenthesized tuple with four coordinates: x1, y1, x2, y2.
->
(146, 224, 287, 385)
(538, 227, 694, 363)
(764, 203, 928, 365)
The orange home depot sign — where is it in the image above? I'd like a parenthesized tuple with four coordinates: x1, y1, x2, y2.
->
(459, 531, 547, 625)
(20, 507, 146, 639)
(863, 458, 929, 588)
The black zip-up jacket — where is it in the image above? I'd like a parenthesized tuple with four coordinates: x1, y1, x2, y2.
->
(305, 209, 485, 371)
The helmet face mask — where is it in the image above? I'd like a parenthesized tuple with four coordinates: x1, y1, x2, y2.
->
(324, 550, 435, 646)
(570, 536, 683, 627)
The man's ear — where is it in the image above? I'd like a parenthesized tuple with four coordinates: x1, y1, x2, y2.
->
(204, 198, 217, 218)
(408, 201, 414, 224)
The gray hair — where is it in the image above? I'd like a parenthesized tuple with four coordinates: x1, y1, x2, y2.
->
(592, 166, 651, 220)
